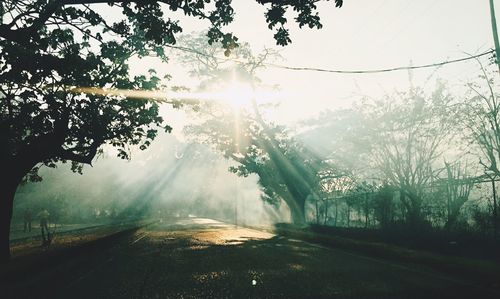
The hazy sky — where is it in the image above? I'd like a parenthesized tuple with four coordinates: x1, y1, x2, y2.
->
(127, 0, 498, 122)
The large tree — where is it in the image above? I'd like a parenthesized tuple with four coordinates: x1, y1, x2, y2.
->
(358, 83, 456, 226)
(462, 64, 500, 235)
(186, 101, 325, 224)
(177, 33, 330, 224)
(0, 0, 345, 261)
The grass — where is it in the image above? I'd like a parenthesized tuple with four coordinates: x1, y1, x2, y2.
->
(1, 220, 151, 282)
(274, 223, 500, 290)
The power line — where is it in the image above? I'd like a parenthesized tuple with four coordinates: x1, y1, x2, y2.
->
(266, 50, 494, 74)
(166, 44, 495, 75)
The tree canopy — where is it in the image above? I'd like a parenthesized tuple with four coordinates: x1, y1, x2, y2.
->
(176, 34, 336, 223)
(0, 0, 345, 261)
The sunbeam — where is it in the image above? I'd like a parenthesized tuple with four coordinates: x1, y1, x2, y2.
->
(69, 84, 281, 109)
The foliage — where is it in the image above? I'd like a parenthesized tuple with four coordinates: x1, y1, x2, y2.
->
(185, 98, 327, 222)
(354, 83, 457, 224)
(0, 0, 345, 260)
(441, 161, 476, 229)
(0, 0, 344, 181)
(177, 34, 336, 223)
(463, 66, 500, 176)
(373, 184, 396, 228)
(299, 81, 473, 228)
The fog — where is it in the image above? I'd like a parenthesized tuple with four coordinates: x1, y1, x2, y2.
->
(12, 52, 500, 233)
(12, 124, 288, 227)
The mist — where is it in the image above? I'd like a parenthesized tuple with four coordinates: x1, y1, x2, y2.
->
(11, 128, 287, 228)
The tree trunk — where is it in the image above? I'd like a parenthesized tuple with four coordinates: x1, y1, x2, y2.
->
(444, 212, 459, 231)
(289, 201, 306, 225)
(334, 199, 338, 227)
(444, 197, 467, 230)
(347, 206, 350, 227)
(0, 178, 18, 263)
(0, 155, 36, 263)
(407, 207, 422, 227)
(323, 200, 329, 225)
(492, 178, 498, 239)
(403, 191, 424, 227)
(315, 197, 320, 224)
(364, 194, 369, 228)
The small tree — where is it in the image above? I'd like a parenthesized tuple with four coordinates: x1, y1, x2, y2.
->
(318, 171, 355, 225)
(373, 184, 395, 228)
(442, 161, 475, 230)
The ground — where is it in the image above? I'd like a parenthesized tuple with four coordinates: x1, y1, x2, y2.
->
(1, 218, 498, 299)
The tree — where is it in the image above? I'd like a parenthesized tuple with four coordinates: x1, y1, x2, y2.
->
(442, 161, 475, 230)
(464, 68, 500, 175)
(0, 0, 345, 261)
(0, 32, 170, 261)
(316, 169, 354, 225)
(356, 83, 456, 226)
(178, 33, 330, 224)
(373, 183, 395, 228)
(0, 1, 343, 48)
(463, 64, 500, 236)
(186, 99, 326, 224)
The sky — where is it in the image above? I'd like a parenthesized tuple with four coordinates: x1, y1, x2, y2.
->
(128, 0, 499, 123)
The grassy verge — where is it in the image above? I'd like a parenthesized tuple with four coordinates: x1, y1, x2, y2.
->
(1, 220, 153, 282)
(274, 224, 500, 290)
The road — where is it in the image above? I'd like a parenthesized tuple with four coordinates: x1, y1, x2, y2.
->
(2, 218, 497, 299)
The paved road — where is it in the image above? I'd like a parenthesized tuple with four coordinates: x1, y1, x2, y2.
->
(2, 218, 498, 298)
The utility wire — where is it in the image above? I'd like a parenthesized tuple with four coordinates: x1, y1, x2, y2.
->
(266, 50, 495, 74)
(166, 44, 495, 75)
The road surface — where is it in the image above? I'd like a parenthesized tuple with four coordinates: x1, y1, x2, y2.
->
(2, 218, 497, 298)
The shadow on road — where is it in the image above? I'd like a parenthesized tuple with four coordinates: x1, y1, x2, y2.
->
(1, 219, 498, 299)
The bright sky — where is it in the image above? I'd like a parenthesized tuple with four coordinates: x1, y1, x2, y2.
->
(127, 0, 499, 123)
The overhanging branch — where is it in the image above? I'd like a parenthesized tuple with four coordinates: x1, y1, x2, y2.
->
(59, 142, 100, 165)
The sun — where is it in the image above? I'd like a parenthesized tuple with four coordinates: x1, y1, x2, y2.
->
(216, 81, 255, 109)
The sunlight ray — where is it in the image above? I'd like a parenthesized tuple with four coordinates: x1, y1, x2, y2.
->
(68, 85, 281, 108)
